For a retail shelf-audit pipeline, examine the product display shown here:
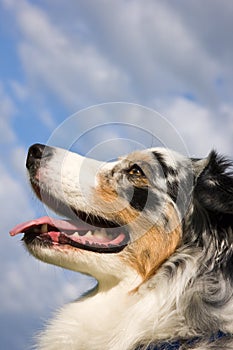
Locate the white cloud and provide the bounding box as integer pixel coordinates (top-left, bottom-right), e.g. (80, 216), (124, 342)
(10, 80), (29, 101)
(2, 0), (233, 150)
(2, 0), (227, 109)
(29, 0), (226, 105)
(160, 97), (233, 157)
(10, 146), (28, 178)
(45, 102), (190, 162)
(0, 83), (17, 143)
(40, 109), (57, 130)
(0, 162), (34, 234)
(166, 0), (233, 72)
(4, 0), (130, 109)
(1, 254), (94, 314)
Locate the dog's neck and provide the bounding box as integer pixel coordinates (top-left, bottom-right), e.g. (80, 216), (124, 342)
(37, 265), (193, 350)
(37, 273), (142, 349)
(37, 249), (233, 350)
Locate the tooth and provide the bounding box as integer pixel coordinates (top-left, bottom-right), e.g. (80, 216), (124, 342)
(94, 228), (108, 238)
(41, 224), (48, 233)
(85, 230), (93, 237)
(72, 232), (80, 238)
(93, 230), (101, 238)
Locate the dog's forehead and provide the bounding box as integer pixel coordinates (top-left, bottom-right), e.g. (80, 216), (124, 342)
(121, 148), (187, 166)
(122, 149), (154, 163)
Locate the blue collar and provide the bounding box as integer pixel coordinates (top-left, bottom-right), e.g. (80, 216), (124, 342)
(136, 331), (227, 350)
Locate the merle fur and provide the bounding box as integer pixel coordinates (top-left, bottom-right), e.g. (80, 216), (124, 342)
(173, 151), (233, 347)
(142, 150), (233, 349)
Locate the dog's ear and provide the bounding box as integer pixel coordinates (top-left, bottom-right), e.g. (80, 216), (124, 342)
(193, 151), (233, 214)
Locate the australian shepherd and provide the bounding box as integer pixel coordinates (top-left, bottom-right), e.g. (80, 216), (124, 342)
(10, 143), (233, 349)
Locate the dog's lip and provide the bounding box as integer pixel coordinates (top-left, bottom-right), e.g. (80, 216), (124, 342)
(10, 216), (129, 253)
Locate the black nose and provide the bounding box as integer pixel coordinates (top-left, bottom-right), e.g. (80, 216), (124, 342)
(26, 143), (53, 169)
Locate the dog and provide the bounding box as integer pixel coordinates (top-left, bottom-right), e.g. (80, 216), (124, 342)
(10, 143), (233, 349)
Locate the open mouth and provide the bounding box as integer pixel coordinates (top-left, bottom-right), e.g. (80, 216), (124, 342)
(10, 214), (130, 254)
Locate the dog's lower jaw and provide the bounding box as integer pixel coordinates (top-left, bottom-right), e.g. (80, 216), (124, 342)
(25, 240), (138, 286)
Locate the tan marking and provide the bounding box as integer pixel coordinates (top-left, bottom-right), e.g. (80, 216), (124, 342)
(95, 165), (181, 289)
(120, 204), (181, 288)
(95, 173), (144, 223)
(96, 174), (118, 203)
(130, 176), (149, 187)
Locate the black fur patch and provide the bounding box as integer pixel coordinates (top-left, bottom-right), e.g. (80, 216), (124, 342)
(195, 151), (233, 214)
(184, 151), (233, 280)
(128, 187), (148, 211)
(153, 151), (178, 178)
(125, 186), (160, 212)
(167, 180), (179, 203)
(153, 151), (170, 178)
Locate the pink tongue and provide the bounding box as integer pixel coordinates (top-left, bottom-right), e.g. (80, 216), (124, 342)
(9, 216), (83, 236)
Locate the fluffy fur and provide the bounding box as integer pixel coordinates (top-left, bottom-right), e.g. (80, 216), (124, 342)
(13, 144), (233, 349)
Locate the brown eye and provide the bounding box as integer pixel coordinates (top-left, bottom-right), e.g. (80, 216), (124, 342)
(128, 164), (145, 177)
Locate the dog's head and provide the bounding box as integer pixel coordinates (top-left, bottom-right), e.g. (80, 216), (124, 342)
(10, 144), (233, 288)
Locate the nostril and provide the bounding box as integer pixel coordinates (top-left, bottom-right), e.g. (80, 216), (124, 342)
(29, 143), (46, 158)
(26, 143), (53, 169)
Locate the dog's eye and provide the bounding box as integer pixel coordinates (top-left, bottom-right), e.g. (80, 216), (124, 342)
(128, 164), (145, 178)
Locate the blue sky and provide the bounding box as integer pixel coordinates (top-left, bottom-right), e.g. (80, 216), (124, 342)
(1, 1), (233, 349)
